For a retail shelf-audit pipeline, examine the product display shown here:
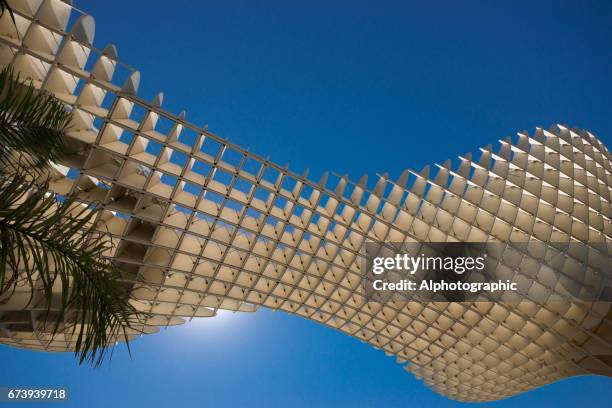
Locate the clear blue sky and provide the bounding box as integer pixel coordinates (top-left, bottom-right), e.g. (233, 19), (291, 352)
(2, 0), (612, 406)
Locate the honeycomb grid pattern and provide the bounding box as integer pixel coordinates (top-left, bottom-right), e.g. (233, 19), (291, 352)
(0, 0), (611, 402)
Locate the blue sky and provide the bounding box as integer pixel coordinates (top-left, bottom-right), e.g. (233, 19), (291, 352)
(2, 0), (612, 406)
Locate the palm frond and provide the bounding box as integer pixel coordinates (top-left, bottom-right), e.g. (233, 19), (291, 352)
(0, 66), (71, 169)
(0, 170), (138, 366)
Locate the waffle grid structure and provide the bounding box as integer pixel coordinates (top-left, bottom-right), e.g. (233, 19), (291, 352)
(1, 0), (611, 402)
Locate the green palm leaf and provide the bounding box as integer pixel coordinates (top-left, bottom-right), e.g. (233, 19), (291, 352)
(0, 22), (138, 364)
(0, 66), (71, 169)
(0, 171), (138, 366)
